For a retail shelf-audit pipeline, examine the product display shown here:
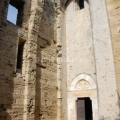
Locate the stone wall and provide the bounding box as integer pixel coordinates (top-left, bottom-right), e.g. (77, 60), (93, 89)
(0, 0), (58, 120)
(63, 1), (98, 120)
(0, 0), (120, 120)
(89, 0), (120, 118)
(106, 0), (120, 98)
(0, 0), (33, 119)
(35, 0), (58, 120)
(0, 0), (28, 119)
(61, 0), (120, 120)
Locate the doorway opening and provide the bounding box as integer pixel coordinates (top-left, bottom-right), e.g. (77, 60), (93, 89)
(76, 97), (93, 120)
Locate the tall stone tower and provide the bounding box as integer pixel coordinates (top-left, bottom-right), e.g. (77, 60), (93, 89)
(0, 0), (120, 120)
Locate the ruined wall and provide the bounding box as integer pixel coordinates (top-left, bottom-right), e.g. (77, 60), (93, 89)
(0, 0), (59, 119)
(0, 21), (20, 120)
(0, 0), (120, 120)
(36, 0), (57, 119)
(0, 0), (28, 120)
(106, 0), (120, 97)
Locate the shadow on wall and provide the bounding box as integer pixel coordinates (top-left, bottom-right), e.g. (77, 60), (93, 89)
(0, 0), (31, 119)
(35, 0), (57, 120)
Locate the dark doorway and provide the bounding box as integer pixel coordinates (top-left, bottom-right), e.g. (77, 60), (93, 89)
(76, 97), (93, 120)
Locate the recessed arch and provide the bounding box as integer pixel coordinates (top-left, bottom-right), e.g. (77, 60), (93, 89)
(70, 74), (96, 91)
(65, 0), (87, 9)
(65, 0), (72, 9)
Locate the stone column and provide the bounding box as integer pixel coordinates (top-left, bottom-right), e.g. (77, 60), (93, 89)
(23, 0), (43, 120)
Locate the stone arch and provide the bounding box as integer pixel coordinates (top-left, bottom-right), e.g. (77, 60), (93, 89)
(65, 0), (72, 8)
(70, 74), (96, 91)
(64, 0), (88, 9)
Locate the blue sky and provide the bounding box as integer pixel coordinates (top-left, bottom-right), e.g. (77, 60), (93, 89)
(7, 4), (18, 24)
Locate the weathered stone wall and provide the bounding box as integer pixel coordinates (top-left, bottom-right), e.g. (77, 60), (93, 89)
(61, 0), (120, 120)
(65, 0), (96, 91)
(0, 22), (20, 120)
(0, 0), (58, 119)
(0, 0), (28, 119)
(0, 0), (24, 120)
(63, 1), (98, 120)
(36, 0), (57, 119)
(88, 0), (120, 119)
(0, 0), (33, 119)
(106, 0), (120, 97)
(1, 0), (120, 120)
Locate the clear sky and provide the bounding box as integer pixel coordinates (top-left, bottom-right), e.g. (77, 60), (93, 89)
(7, 4), (18, 24)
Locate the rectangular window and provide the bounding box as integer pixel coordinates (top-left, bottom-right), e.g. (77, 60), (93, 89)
(7, 0), (24, 26)
(7, 4), (18, 24)
(79, 0), (84, 9)
(17, 39), (25, 71)
(0, 1), (2, 7)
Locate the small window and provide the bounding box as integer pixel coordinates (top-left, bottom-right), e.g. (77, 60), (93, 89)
(0, 1), (2, 7)
(7, 0), (24, 26)
(17, 39), (25, 70)
(79, 0), (84, 9)
(7, 4), (18, 24)
(75, 0), (84, 10)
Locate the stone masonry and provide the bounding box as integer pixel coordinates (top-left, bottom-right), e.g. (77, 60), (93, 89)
(0, 0), (120, 120)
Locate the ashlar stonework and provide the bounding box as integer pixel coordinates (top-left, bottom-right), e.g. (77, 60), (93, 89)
(0, 0), (120, 120)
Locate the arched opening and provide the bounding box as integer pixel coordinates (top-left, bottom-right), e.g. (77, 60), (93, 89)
(76, 97), (93, 120)
(65, 0), (84, 10)
(65, 0), (72, 9)
(76, 0), (84, 10)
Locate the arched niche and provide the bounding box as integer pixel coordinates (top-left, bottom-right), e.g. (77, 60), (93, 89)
(65, 0), (72, 8)
(70, 74), (96, 91)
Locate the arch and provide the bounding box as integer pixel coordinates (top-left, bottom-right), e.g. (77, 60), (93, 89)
(70, 74), (96, 91)
(65, 0), (72, 8)
(65, 0), (86, 9)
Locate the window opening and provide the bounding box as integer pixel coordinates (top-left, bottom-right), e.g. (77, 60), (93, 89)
(17, 39), (25, 70)
(7, 4), (18, 24)
(7, 0), (24, 26)
(79, 0), (84, 9)
(75, 0), (84, 10)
